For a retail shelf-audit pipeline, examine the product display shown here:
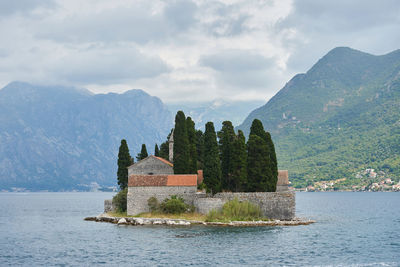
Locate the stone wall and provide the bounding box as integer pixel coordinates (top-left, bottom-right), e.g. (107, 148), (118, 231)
(127, 186), (197, 215)
(212, 191), (295, 220)
(194, 197), (224, 214)
(104, 199), (116, 213)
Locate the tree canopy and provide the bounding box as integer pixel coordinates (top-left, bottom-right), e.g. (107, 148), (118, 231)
(203, 122), (222, 193)
(117, 139), (133, 190)
(173, 111), (189, 174)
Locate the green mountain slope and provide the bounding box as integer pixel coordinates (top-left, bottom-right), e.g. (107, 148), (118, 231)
(238, 47), (400, 188)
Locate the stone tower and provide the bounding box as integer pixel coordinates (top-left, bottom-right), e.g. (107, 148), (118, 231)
(168, 129), (174, 162)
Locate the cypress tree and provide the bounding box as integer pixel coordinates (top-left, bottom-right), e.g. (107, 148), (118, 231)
(203, 122), (222, 194)
(154, 144), (160, 157)
(218, 121), (236, 191)
(196, 129), (204, 169)
(173, 111), (189, 174)
(159, 142), (169, 160)
(159, 129), (173, 161)
(250, 119), (268, 141)
(231, 130), (247, 192)
(117, 139), (133, 190)
(247, 134), (272, 192)
(265, 132), (278, 191)
(136, 144), (148, 161)
(186, 117), (198, 174)
(248, 119), (278, 191)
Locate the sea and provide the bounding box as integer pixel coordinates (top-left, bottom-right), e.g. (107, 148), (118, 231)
(0, 192), (399, 266)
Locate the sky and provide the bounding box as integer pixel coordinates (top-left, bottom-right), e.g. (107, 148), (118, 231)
(0, 0), (399, 103)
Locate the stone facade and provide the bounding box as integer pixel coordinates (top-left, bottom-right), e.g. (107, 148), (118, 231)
(104, 199), (116, 213)
(127, 186), (197, 215)
(277, 170), (289, 192)
(128, 156), (173, 176)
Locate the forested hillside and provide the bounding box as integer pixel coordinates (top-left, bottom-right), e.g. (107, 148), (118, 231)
(239, 47), (400, 188)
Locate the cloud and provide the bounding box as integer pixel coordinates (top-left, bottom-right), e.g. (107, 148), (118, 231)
(0, 0), (399, 104)
(51, 45), (170, 84)
(277, 0), (400, 72)
(201, 50), (274, 72)
(36, 0), (198, 45)
(0, 0), (56, 17)
(200, 49), (277, 88)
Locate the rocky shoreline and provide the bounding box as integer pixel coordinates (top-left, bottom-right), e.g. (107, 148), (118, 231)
(84, 213), (315, 227)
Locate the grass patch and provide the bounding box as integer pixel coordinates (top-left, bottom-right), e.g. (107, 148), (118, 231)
(206, 198), (269, 222)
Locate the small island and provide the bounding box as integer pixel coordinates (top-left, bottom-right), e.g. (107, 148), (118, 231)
(87, 112), (314, 226)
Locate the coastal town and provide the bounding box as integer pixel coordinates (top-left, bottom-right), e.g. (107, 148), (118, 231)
(296, 169), (400, 192)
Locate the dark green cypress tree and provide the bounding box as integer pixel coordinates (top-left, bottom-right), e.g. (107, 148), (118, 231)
(265, 132), (278, 191)
(218, 121), (236, 191)
(154, 144), (160, 157)
(159, 129), (173, 161)
(136, 144), (148, 161)
(247, 134), (271, 192)
(173, 111), (189, 174)
(250, 119), (268, 141)
(117, 139), (133, 190)
(203, 122), (222, 194)
(231, 130), (247, 192)
(159, 141), (169, 160)
(248, 119), (277, 191)
(196, 129), (204, 169)
(186, 117), (198, 174)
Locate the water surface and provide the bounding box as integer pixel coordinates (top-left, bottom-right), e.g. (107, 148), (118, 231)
(0, 192), (399, 266)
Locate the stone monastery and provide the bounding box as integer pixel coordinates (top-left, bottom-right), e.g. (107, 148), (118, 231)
(107, 133), (296, 220)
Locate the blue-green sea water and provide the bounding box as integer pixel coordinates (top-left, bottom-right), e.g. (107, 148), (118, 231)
(0, 192), (399, 266)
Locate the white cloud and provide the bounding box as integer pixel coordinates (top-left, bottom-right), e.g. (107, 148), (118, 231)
(0, 0), (399, 103)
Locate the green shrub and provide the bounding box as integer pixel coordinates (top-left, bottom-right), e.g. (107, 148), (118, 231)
(160, 195), (188, 214)
(112, 188), (128, 212)
(206, 198), (262, 222)
(147, 197), (160, 212)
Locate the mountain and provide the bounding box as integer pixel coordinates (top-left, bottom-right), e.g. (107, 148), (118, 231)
(238, 47), (400, 188)
(167, 99), (264, 130)
(0, 82), (173, 191)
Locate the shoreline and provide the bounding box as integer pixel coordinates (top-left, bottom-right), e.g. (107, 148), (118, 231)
(84, 213), (315, 227)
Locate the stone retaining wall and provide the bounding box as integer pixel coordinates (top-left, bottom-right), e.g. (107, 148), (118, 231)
(194, 198), (224, 214)
(104, 199), (116, 213)
(213, 191), (295, 220)
(127, 186), (197, 215)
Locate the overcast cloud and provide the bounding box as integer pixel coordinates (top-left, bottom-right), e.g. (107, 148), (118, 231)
(0, 0), (399, 103)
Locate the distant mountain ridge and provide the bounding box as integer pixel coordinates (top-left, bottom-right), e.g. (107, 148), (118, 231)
(0, 82), (173, 191)
(238, 47), (400, 187)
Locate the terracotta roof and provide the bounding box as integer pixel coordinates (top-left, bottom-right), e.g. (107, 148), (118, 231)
(128, 175), (168, 187)
(128, 174), (197, 187)
(167, 175), (198, 186)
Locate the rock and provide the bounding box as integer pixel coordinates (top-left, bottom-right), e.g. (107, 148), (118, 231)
(153, 220), (164, 225)
(117, 218), (127, 225)
(178, 220), (190, 225)
(135, 218), (144, 225)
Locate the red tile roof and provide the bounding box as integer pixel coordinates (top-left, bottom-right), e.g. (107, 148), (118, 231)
(167, 175), (198, 186)
(128, 175), (168, 187)
(128, 174), (198, 187)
